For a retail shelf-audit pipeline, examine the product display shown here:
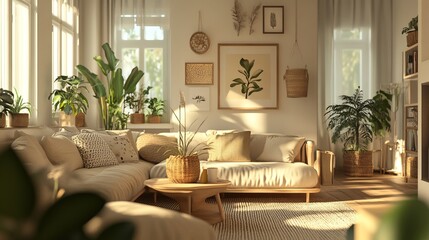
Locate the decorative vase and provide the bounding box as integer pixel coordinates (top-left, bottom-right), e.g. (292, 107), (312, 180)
(130, 113), (145, 124)
(10, 113), (29, 128)
(0, 113), (5, 128)
(166, 155), (200, 183)
(75, 112), (86, 127)
(343, 150), (373, 177)
(148, 115), (161, 123)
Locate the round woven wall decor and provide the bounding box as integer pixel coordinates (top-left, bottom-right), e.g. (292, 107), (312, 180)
(190, 31), (210, 54)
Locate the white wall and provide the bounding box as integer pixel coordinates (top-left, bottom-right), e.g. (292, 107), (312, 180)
(169, 0), (318, 140)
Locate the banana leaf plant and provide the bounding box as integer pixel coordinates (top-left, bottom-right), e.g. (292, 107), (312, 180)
(325, 87), (392, 151)
(76, 43), (144, 130)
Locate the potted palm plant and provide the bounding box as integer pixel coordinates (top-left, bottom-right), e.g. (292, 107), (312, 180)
(124, 86), (152, 124)
(76, 42), (144, 130)
(325, 87), (391, 176)
(48, 75), (89, 127)
(10, 89), (32, 128)
(0, 88), (13, 128)
(166, 92), (205, 183)
(146, 97), (165, 123)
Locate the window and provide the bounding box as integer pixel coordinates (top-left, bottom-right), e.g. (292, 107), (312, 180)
(0, 0), (35, 115)
(333, 28), (371, 103)
(115, 1), (169, 115)
(52, 0), (79, 80)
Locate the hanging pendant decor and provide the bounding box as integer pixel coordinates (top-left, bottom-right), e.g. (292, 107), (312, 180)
(284, 0), (309, 98)
(190, 11), (210, 54)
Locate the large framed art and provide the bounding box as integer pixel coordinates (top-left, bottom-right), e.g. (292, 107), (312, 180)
(217, 43), (279, 109)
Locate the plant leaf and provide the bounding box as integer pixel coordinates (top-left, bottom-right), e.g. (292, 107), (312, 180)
(123, 67), (144, 95)
(0, 148), (36, 220)
(101, 43), (119, 71)
(76, 65), (106, 98)
(93, 56), (111, 76)
(34, 192), (106, 240)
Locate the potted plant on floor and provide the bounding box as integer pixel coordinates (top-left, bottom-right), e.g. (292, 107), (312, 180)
(325, 87), (392, 176)
(402, 16), (418, 47)
(10, 89), (32, 128)
(0, 88), (14, 128)
(48, 75), (89, 127)
(166, 92), (205, 183)
(124, 86), (152, 124)
(76, 43), (144, 130)
(146, 97), (165, 123)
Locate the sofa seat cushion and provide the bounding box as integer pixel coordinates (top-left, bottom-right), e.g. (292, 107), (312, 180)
(61, 161), (154, 201)
(86, 201), (216, 240)
(151, 161), (318, 188)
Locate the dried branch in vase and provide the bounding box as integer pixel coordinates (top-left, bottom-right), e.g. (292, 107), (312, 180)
(231, 0), (245, 36)
(248, 4), (261, 35)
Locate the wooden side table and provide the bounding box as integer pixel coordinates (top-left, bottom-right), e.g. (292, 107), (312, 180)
(144, 178), (231, 224)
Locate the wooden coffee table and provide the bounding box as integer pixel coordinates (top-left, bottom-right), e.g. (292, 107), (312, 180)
(144, 178), (231, 224)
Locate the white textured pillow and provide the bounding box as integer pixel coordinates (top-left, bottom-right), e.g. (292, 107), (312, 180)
(11, 135), (53, 172)
(98, 134), (139, 163)
(256, 136), (305, 162)
(72, 133), (118, 168)
(41, 135), (83, 171)
(207, 131), (251, 162)
(52, 127), (80, 139)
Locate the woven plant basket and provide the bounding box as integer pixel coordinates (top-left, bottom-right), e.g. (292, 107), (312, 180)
(343, 150), (373, 177)
(148, 115), (161, 123)
(75, 112), (85, 127)
(406, 31), (418, 47)
(166, 155), (200, 183)
(0, 113), (5, 128)
(130, 113), (145, 124)
(10, 113), (29, 128)
(284, 68), (309, 98)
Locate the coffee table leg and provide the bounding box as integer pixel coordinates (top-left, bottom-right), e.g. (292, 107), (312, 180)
(215, 193), (225, 221)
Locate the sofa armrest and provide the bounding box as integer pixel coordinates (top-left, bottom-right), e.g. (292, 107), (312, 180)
(300, 140), (315, 166)
(314, 150), (335, 185)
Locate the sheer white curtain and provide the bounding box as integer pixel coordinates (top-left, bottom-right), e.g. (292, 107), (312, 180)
(318, 0), (393, 168)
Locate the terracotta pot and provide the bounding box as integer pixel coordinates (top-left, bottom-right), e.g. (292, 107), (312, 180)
(130, 113), (145, 124)
(343, 150), (373, 177)
(166, 155), (200, 183)
(0, 113), (5, 128)
(147, 115), (161, 123)
(10, 113), (29, 128)
(75, 112), (86, 127)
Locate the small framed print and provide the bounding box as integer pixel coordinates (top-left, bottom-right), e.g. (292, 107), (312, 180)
(185, 62), (214, 85)
(263, 6), (284, 34)
(188, 87), (210, 111)
(406, 106), (417, 119)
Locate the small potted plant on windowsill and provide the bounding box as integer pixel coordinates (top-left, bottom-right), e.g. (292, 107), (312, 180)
(10, 89), (32, 128)
(325, 87), (392, 177)
(402, 16), (418, 47)
(0, 88), (14, 128)
(146, 97), (165, 123)
(48, 75), (89, 127)
(125, 86), (152, 124)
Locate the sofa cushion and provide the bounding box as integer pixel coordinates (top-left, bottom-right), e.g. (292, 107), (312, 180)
(11, 135), (53, 173)
(136, 134), (179, 163)
(98, 134), (139, 163)
(207, 131), (251, 162)
(81, 129), (139, 153)
(255, 136), (305, 162)
(72, 133), (118, 168)
(41, 135), (83, 171)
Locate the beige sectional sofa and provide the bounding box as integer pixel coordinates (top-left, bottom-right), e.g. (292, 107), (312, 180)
(149, 131), (321, 202)
(0, 127), (216, 240)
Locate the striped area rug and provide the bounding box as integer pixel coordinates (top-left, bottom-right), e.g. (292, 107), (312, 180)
(138, 196), (356, 240)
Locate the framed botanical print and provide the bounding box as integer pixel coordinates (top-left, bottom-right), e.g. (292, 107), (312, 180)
(263, 6), (284, 34)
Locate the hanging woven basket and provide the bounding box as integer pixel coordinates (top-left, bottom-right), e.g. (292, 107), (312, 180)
(284, 67), (309, 98)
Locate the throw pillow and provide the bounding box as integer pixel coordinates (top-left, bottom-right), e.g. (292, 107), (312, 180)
(207, 131), (251, 162)
(72, 133), (118, 168)
(81, 129), (139, 153)
(52, 127), (80, 139)
(41, 135), (83, 171)
(136, 134), (179, 163)
(11, 135), (53, 173)
(98, 134), (139, 163)
(256, 136), (305, 162)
